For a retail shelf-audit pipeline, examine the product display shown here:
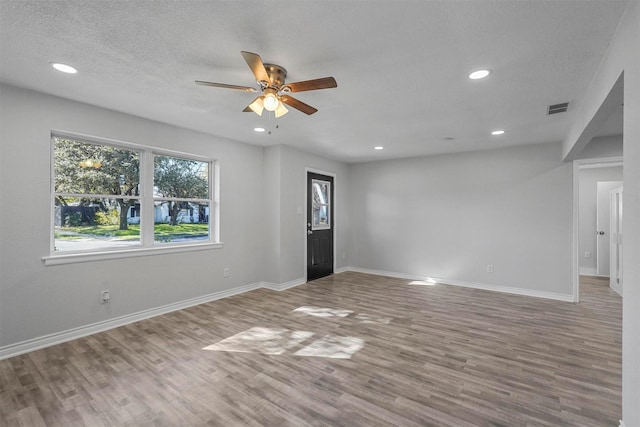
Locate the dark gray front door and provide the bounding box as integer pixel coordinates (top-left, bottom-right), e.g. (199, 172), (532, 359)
(307, 172), (334, 281)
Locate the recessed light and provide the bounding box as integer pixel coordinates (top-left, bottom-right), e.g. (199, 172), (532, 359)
(491, 130), (505, 135)
(253, 127), (266, 132)
(469, 69), (490, 80)
(51, 62), (77, 74)
(374, 146), (384, 150)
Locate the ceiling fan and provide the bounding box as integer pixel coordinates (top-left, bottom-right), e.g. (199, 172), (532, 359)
(196, 51), (337, 118)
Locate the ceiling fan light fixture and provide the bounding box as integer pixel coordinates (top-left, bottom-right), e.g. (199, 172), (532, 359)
(263, 89), (279, 111)
(248, 96), (265, 116)
(275, 102), (289, 118)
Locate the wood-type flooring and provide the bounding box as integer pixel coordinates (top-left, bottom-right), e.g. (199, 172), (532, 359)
(0, 273), (622, 426)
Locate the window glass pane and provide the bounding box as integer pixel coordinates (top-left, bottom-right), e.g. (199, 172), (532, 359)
(154, 155), (209, 199)
(54, 197), (140, 251)
(154, 202), (210, 243)
(54, 137), (140, 196)
(312, 180), (330, 229)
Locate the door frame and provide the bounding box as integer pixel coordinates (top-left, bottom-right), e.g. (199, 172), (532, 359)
(609, 185), (623, 296)
(596, 181), (623, 276)
(572, 156), (623, 302)
(304, 167), (337, 281)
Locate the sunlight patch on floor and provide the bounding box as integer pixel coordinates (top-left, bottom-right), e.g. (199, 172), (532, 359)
(354, 313), (392, 324)
(408, 278), (438, 286)
(292, 306), (392, 325)
(202, 327), (313, 355)
(203, 327), (365, 359)
(292, 306), (353, 318)
(294, 335), (364, 359)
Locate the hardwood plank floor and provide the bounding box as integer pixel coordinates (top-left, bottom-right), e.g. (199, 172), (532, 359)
(0, 272), (621, 426)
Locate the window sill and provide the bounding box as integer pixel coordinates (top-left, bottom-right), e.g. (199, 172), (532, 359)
(42, 242), (224, 266)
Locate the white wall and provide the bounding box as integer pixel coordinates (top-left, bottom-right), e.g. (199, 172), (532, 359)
(262, 145), (282, 284)
(348, 142), (573, 298)
(263, 144), (350, 285)
(580, 135), (623, 159)
(0, 84), (264, 348)
(578, 166), (623, 275)
(563, 2), (640, 424)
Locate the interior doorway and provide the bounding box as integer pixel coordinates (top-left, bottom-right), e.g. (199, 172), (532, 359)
(573, 158), (623, 302)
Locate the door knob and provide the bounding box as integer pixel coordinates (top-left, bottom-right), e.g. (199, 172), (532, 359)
(598, 231), (605, 235)
(307, 230), (313, 235)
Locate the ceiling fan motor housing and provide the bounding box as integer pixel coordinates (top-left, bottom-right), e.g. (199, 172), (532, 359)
(263, 64), (287, 88)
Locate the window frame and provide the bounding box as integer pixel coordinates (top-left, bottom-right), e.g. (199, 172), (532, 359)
(44, 131), (221, 266)
(311, 179), (331, 231)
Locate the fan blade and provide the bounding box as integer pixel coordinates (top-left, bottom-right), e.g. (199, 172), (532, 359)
(241, 51), (270, 83)
(280, 95), (318, 115)
(195, 81), (257, 92)
(284, 77), (337, 93)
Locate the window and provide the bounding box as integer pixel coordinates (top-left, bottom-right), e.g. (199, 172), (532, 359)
(53, 137), (141, 252)
(51, 135), (217, 257)
(153, 155), (210, 244)
(311, 179), (331, 230)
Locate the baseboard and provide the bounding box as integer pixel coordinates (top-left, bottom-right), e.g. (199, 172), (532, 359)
(580, 273), (609, 278)
(619, 420), (626, 427)
(344, 266), (426, 281)
(343, 266), (574, 302)
(335, 266), (351, 274)
(610, 281), (623, 297)
(261, 277), (306, 291)
(0, 282), (263, 361)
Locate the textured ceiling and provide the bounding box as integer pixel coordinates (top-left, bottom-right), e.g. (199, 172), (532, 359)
(0, 0), (628, 163)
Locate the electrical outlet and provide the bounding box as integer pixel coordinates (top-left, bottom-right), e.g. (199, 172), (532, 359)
(585, 251), (592, 258)
(223, 267), (230, 278)
(486, 264), (494, 273)
(100, 290), (110, 303)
